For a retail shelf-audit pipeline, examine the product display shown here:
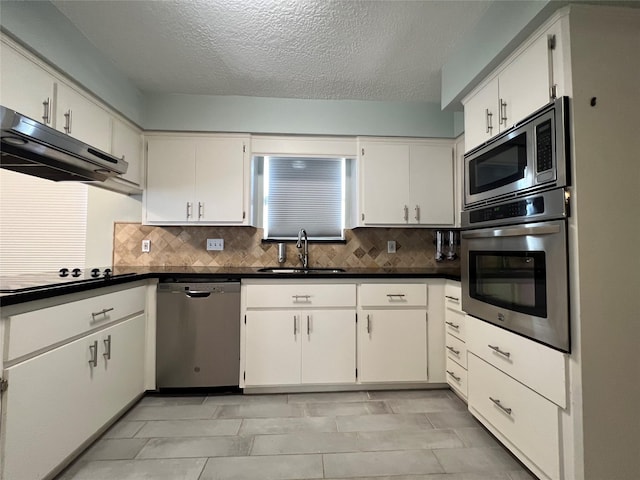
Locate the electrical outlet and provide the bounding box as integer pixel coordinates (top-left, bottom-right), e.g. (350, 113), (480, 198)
(207, 238), (224, 251)
(387, 240), (396, 253)
(141, 239), (151, 253)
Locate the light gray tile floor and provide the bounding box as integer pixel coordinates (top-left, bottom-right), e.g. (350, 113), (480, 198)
(56, 389), (537, 480)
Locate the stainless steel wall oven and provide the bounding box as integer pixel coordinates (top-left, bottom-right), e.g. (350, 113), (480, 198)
(461, 186), (571, 352)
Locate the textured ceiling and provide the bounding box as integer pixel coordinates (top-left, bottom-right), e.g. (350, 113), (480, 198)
(51, 0), (493, 103)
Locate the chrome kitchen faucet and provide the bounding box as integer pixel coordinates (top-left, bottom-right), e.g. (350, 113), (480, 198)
(296, 228), (309, 269)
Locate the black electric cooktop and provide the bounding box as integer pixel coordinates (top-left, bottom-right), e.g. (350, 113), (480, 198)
(0, 267), (137, 293)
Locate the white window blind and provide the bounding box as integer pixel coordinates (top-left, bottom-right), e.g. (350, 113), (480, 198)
(0, 170), (88, 275)
(264, 157), (345, 240)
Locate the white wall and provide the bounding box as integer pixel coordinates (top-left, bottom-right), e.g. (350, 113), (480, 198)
(85, 187), (142, 267)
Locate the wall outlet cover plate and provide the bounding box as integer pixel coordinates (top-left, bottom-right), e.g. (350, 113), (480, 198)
(207, 238), (224, 251)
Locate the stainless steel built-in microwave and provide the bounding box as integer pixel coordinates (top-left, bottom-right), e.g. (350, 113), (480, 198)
(464, 97), (569, 208)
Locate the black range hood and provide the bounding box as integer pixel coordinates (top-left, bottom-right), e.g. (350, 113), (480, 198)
(0, 105), (128, 182)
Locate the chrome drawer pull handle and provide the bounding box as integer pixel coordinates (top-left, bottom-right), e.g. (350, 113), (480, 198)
(292, 295), (311, 302)
(446, 345), (460, 356)
(445, 295), (460, 301)
(91, 307), (114, 321)
(488, 344), (511, 358)
(366, 314), (371, 334)
(490, 396), (512, 415)
(386, 294), (406, 299)
(307, 315), (311, 335)
(446, 370), (461, 382)
(88, 340), (98, 367)
(445, 321), (459, 329)
(293, 315), (297, 335)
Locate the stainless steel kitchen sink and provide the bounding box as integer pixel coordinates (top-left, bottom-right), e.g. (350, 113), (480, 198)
(257, 267), (346, 274)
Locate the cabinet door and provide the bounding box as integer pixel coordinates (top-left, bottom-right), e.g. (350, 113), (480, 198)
(360, 143), (410, 224)
(463, 78), (499, 152)
(1, 333), (103, 480)
(195, 137), (246, 223)
(498, 32), (552, 131)
(409, 144), (454, 225)
(244, 311), (301, 386)
(358, 309), (427, 383)
(98, 315), (146, 421)
(56, 82), (112, 152)
(145, 137), (196, 223)
(112, 118), (143, 186)
(0, 42), (55, 125)
(301, 310), (356, 384)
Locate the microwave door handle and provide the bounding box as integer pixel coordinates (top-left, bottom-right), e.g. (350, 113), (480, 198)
(461, 224), (561, 239)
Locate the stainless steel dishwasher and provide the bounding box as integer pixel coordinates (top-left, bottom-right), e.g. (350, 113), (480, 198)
(156, 279), (240, 389)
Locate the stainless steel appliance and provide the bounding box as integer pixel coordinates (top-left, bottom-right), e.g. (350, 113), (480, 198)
(0, 105), (128, 182)
(461, 188), (570, 352)
(156, 280), (241, 389)
(464, 97), (569, 209)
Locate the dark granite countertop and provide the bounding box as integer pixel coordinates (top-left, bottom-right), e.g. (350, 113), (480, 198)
(0, 266), (461, 307)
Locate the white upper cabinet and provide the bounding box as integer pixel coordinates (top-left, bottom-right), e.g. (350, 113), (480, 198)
(0, 40), (56, 125)
(359, 138), (454, 226)
(145, 134), (249, 225)
(463, 19), (564, 152)
(56, 82), (112, 153)
(112, 118), (143, 187)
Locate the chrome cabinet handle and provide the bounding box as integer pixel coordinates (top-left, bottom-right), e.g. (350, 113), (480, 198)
(186, 202), (192, 219)
(403, 205), (409, 222)
(42, 97), (51, 124)
(414, 205), (420, 222)
(488, 344), (511, 358)
(293, 315), (297, 335)
(462, 224), (561, 239)
(88, 340), (98, 367)
(445, 295), (459, 302)
(198, 201), (204, 219)
(386, 294), (406, 299)
(103, 335), (112, 360)
(499, 99), (507, 126)
(292, 295), (311, 302)
(91, 307), (114, 321)
(366, 314), (371, 334)
(485, 108), (493, 134)
(307, 315), (311, 335)
(446, 370), (461, 382)
(64, 109), (72, 133)
(446, 345), (461, 356)
(490, 396), (512, 415)
(445, 321), (460, 330)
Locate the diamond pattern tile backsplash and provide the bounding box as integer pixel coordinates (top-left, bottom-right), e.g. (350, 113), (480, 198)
(113, 223), (460, 269)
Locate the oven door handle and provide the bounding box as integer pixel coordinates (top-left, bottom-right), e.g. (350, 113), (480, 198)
(461, 224), (561, 239)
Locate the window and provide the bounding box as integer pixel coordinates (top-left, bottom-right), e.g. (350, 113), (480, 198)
(263, 156), (346, 240)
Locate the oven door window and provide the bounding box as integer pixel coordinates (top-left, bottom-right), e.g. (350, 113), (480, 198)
(469, 250), (547, 317)
(469, 132), (527, 195)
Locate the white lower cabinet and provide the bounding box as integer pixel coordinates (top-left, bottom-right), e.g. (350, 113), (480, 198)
(1, 314), (145, 480)
(444, 281), (467, 399)
(358, 283), (428, 383)
(358, 309), (427, 383)
(468, 353), (560, 480)
(242, 282), (357, 387)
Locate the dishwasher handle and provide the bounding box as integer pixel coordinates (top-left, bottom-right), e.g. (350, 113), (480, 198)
(185, 291), (212, 298)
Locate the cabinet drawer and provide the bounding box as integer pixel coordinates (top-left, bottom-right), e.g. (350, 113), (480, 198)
(7, 286), (146, 362)
(359, 283), (427, 307)
(445, 333), (467, 368)
(445, 356), (467, 399)
(444, 282), (462, 312)
(468, 354), (560, 480)
(245, 284), (356, 308)
(444, 310), (466, 340)
(466, 315), (566, 408)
